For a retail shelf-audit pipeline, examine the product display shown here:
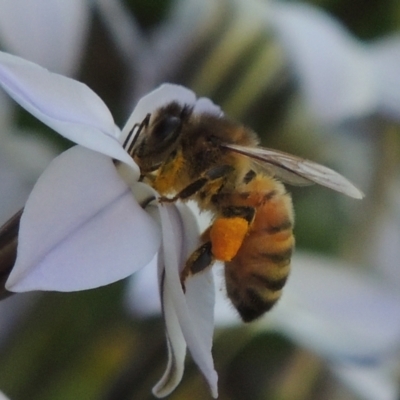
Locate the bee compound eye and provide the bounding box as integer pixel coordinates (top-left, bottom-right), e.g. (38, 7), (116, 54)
(152, 116), (181, 141)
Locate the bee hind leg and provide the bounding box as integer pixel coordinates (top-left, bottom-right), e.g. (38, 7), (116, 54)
(208, 205), (255, 262)
(180, 241), (215, 289)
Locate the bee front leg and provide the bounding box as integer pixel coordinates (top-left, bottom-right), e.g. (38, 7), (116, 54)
(159, 165), (234, 203)
(159, 177), (209, 203)
(180, 241), (214, 289)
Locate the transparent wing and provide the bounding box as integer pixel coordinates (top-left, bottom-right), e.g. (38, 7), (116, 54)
(222, 143), (364, 199)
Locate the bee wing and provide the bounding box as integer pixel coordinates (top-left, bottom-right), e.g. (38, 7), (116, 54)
(222, 143), (364, 199)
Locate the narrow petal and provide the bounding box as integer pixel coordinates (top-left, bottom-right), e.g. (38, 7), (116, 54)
(153, 250), (187, 398)
(6, 146), (160, 292)
(0, 0), (90, 75)
(155, 252), (216, 398)
(0, 51), (136, 168)
(157, 204), (218, 398)
(177, 203), (216, 376)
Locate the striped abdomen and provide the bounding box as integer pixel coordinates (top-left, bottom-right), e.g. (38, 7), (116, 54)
(224, 176), (294, 322)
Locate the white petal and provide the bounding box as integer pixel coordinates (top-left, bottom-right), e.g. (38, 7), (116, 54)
(0, 51), (136, 168)
(125, 200), (218, 396)
(153, 248), (187, 398)
(184, 271), (215, 354)
(156, 203), (218, 398)
(269, 2), (376, 123)
(155, 260), (216, 398)
(177, 203), (216, 371)
(0, 0), (90, 75)
(193, 97), (223, 116)
(6, 146), (160, 292)
(121, 83), (197, 141)
(267, 252), (400, 360)
(126, 203), (217, 320)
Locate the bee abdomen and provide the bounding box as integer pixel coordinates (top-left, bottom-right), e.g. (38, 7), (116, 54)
(256, 247), (293, 266)
(225, 190), (294, 322)
(251, 272), (288, 291)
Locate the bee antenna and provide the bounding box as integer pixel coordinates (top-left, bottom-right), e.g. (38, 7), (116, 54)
(123, 113), (151, 156)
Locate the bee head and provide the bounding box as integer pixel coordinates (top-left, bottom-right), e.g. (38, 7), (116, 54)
(127, 102), (193, 173)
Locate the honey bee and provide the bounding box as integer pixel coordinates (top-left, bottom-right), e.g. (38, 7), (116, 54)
(125, 101), (363, 322)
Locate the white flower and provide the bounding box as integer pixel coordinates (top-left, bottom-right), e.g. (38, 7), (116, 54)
(0, 0), (90, 76)
(0, 0), (92, 223)
(139, 0), (400, 125)
(267, 1), (400, 124)
(130, 250), (400, 400)
(0, 51), (218, 397)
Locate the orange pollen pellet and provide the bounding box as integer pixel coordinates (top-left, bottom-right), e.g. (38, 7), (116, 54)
(209, 217), (249, 261)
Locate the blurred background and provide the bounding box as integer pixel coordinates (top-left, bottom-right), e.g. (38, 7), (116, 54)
(0, 0), (400, 399)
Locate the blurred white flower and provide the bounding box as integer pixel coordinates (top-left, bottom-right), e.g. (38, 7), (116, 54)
(130, 250), (400, 400)
(265, 1), (400, 125)
(97, 1), (400, 398)
(0, 52), (219, 398)
(0, 0), (90, 76)
(137, 0), (400, 125)
(0, 0), (93, 223)
(0, 1), (94, 356)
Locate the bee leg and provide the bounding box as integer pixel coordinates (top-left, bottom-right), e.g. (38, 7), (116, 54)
(160, 177), (209, 203)
(180, 241), (214, 289)
(159, 165), (234, 203)
(209, 206), (256, 262)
